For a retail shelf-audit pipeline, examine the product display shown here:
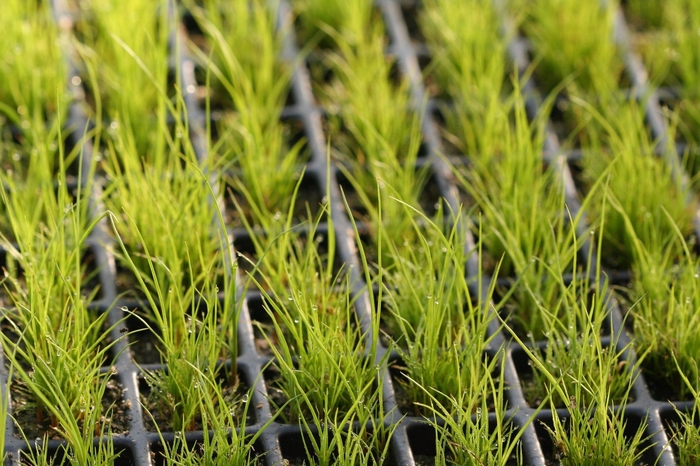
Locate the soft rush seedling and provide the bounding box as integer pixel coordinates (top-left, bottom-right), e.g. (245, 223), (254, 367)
(188, 0), (306, 226)
(579, 97), (694, 269)
(76, 0), (172, 155)
(381, 201), (501, 413)
(516, 0), (622, 95)
(420, 0), (511, 158)
(0, 0), (68, 137)
(0, 128), (124, 461)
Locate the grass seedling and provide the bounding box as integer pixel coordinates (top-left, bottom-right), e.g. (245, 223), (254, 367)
(381, 201), (502, 413)
(420, 0), (511, 157)
(579, 97), (694, 269)
(300, 0), (425, 228)
(520, 265), (636, 408)
(291, 0), (375, 49)
(255, 213), (381, 423)
(666, 354), (700, 464)
(157, 364), (273, 465)
(187, 0), (306, 226)
(0, 127), (125, 457)
(75, 0), (172, 156)
(414, 358), (525, 465)
(621, 203), (700, 400)
(515, 0), (622, 95)
(0, 0), (68, 138)
(109, 163), (239, 431)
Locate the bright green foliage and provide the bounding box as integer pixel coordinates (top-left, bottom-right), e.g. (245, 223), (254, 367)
(159, 368), (263, 465)
(421, 0), (510, 158)
(189, 0), (304, 225)
(523, 274), (634, 408)
(0, 137), (121, 461)
(580, 99), (694, 269)
(382, 206), (499, 412)
(517, 0), (622, 95)
(257, 218), (378, 422)
(76, 0), (172, 156)
(0, 0), (68, 137)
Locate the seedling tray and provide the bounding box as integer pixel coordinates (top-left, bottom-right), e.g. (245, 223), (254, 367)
(1, 0), (697, 464)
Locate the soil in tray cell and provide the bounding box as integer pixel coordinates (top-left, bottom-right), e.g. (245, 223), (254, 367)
(641, 361), (697, 404)
(247, 294), (277, 358)
(10, 376), (129, 441)
(124, 311), (165, 365)
(400, 0), (426, 46)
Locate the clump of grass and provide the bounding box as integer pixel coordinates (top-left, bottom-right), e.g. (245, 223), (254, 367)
(420, 0), (511, 158)
(451, 85), (581, 339)
(109, 164), (239, 432)
(521, 270), (634, 408)
(291, 0), (375, 48)
(104, 151), (224, 301)
(75, 0), (172, 156)
(541, 394), (649, 465)
(300, 0), (427, 253)
(188, 0), (306, 226)
(507, 306), (648, 464)
(515, 0), (622, 95)
(157, 365), (267, 465)
(579, 98), (694, 269)
(381, 203), (500, 413)
(667, 356), (700, 463)
(0, 0), (68, 137)
(621, 203), (700, 400)
(255, 212), (379, 423)
(0, 135), (124, 459)
(416, 360), (525, 465)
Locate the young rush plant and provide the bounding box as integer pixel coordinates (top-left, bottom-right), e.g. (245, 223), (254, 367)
(0, 138), (124, 459)
(380, 199), (503, 415)
(251, 200), (398, 462)
(420, 0), (511, 158)
(520, 267), (635, 408)
(297, 0), (430, 269)
(292, 0), (375, 48)
(654, 0), (700, 148)
(188, 0), (306, 226)
(516, 0), (622, 95)
(452, 86), (581, 339)
(579, 98), (694, 269)
(507, 300), (648, 465)
(255, 214), (382, 424)
(76, 0), (172, 157)
(0, 0), (68, 139)
(667, 355), (700, 464)
(622, 205), (700, 400)
(158, 365), (269, 465)
(109, 162), (238, 432)
(416, 359), (525, 466)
